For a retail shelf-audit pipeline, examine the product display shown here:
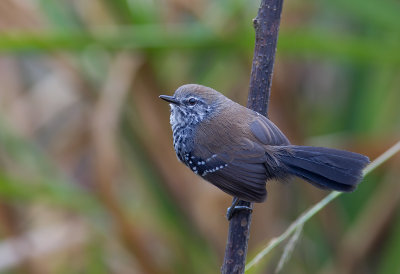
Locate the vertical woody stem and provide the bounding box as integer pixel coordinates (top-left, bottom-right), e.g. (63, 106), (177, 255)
(221, 0), (284, 273)
(247, 0), (284, 115)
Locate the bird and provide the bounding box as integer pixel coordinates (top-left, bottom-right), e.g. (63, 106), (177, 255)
(159, 84), (370, 218)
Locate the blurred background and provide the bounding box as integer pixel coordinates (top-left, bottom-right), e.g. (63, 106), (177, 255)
(0, 0), (399, 273)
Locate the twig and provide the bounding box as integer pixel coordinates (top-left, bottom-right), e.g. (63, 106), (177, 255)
(245, 140), (400, 271)
(275, 223), (303, 273)
(247, 0), (284, 116)
(221, 0), (284, 273)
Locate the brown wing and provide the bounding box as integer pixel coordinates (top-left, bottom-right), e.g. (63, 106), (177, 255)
(194, 138), (269, 202)
(249, 114), (290, 146)
(191, 106), (290, 202)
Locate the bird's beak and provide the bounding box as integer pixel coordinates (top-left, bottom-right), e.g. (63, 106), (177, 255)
(159, 95), (180, 105)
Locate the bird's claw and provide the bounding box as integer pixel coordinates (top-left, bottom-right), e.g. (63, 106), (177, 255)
(226, 205), (253, 220)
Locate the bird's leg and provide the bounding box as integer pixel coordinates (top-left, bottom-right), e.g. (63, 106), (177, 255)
(226, 197), (253, 220)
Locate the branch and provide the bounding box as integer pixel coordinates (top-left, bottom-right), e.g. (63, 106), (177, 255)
(247, 0), (283, 116)
(245, 140), (400, 271)
(221, 0), (284, 273)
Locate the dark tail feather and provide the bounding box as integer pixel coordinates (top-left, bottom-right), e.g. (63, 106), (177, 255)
(277, 145), (370, 192)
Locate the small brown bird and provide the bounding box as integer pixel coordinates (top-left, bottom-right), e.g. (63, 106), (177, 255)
(160, 84), (369, 217)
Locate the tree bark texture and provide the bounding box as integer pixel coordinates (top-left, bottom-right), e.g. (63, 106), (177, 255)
(221, 0), (284, 273)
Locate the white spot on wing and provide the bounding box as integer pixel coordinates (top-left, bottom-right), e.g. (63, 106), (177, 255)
(201, 163), (228, 176)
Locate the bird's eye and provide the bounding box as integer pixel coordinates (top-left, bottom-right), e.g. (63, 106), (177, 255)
(188, 98), (197, 106)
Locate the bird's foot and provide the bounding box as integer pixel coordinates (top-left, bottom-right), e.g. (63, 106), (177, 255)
(226, 205), (253, 220)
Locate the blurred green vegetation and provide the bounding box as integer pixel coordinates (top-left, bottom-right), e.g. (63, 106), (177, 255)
(0, 0), (399, 273)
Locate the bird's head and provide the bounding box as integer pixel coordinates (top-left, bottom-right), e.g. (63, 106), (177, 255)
(159, 84), (226, 128)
